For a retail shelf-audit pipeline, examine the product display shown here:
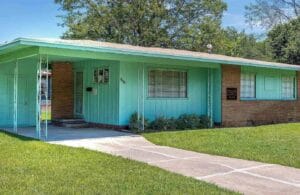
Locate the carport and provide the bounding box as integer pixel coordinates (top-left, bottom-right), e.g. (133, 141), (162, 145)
(0, 39), (107, 140)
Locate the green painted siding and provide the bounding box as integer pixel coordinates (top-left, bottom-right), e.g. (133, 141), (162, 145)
(212, 67), (222, 123)
(0, 58), (37, 127)
(73, 59), (120, 125)
(241, 67), (296, 100)
(119, 61), (222, 125)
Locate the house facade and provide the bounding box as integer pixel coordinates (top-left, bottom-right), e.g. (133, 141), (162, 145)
(0, 38), (300, 132)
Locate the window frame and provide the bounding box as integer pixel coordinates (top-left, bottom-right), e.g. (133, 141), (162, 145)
(147, 68), (188, 99)
(93, 67), (110, 84)
(240, 72), (256, 99)
(281, 75), (296, 100)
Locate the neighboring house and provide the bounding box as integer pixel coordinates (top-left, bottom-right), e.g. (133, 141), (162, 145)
(0, 38), (300, 131)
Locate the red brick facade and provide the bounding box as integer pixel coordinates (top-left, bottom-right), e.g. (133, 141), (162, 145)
(51, 62), (74, 119)
(222, 65), (300, 127)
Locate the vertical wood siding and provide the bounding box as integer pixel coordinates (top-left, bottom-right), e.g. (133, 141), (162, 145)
(73, 59), (120, 125)
(0, 58), (37, 127)
(119, 61), (222, 125)
(242, 67), (296, 100)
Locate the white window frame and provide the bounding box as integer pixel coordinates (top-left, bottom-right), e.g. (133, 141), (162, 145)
(148, 69), (187, 98)
(281, 76), (295, 99)
(240, 72), (256, 99)
(93, 67), (109, 84)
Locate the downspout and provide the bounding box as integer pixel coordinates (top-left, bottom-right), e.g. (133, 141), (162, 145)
(142, 64), (145, 131)
(13, 59), (18, 133)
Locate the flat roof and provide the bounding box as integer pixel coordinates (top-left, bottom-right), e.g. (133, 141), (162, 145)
(1, 37), (300, 71)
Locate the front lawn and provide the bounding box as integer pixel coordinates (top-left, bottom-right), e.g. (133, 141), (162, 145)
(0, 131), (235, 194)
(143, 123), (300, 168)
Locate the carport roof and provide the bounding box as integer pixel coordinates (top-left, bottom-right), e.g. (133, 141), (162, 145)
(1, 37), (300, 71)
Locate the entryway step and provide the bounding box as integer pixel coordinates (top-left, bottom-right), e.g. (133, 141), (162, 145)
(52, 119), (90, 128)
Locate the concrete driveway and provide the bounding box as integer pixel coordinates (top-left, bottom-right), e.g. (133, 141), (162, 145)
(14, 127), (300, 194)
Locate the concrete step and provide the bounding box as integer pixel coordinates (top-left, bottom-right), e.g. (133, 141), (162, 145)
(53, 118), (85, 123)
(52, 118), (90, 128)
(61, 123), (90, 128)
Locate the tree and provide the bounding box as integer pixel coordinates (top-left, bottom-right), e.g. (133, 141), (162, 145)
(245, 0), (300, 29)
(55, 0), (227, 48)
(267, 17), (300, 64)
(213, 27), (272, 61)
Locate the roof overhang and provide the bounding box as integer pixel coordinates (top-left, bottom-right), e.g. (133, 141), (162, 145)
(1, 38), (300, 71)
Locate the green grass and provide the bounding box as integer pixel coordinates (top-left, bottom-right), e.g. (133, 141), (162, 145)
(0, 131), (236, 195)
(143, 123), (300, 168)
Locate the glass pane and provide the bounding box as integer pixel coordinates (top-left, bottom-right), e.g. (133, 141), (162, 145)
(241, 73), (255, 98)
(282, 76), (294, 99)
(148, 70), (187, 98)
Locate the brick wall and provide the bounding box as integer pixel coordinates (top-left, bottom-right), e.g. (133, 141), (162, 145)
(222, 65), (300, 127)
(51, 62), (74, 119)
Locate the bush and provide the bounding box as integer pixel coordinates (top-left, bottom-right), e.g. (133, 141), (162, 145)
(175, 114), (202, 130)
(199, 115), (212, 128)
(129, 112), (149, 132)
(150, 117), (177, 131)
(129, 112), (212, 132)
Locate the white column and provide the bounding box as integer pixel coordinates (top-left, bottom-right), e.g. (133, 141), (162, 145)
(45, 55), (49, 140)
(36, 57), (42, 139)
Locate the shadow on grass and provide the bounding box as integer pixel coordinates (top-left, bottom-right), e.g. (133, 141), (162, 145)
(0, 130), (38, 141)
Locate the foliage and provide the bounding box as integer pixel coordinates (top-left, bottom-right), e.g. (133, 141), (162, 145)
(129, 112), (149, 132)
(149, 116), (177, 131)
(0, 131), (235, 194)
(267, 17), (300, 64)
(175, 114), (203, 130)
(55, 0), (227, 49)
(143, 123), (300, 168)
(55, 0), (275, 62)
(216, 27), (272, 61)
(245, 0), (300, 29)
(130, 113), (211, 132)
(199, 115), (211, 128)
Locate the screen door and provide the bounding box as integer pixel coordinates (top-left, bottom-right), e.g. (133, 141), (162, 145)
(74, 72), (83, 118)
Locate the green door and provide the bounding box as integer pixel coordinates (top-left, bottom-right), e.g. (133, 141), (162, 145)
(74, 71), (84, 118)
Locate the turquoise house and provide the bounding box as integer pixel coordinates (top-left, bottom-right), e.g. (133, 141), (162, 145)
(1, 38), (300, 137)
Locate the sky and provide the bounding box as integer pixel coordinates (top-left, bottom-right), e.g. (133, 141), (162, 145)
(0, 0), (264, 43)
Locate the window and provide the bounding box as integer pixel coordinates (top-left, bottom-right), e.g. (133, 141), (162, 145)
(148, 69), (187, 98)
(240, 73), (256, 98)
(282, 76), (295, 99)
(93, 68), (109, 84)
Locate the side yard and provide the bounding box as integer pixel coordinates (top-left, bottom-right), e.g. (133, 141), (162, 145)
(0, 131), (235, 194)
(143, 123), (300, 168)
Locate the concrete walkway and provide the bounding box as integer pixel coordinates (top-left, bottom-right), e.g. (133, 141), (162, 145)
(13, 127), (300, 195)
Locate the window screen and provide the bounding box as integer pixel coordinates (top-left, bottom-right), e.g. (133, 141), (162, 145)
(148, 69), (187, 98)
(282, 76), (295, 99)
(240, 73), (256, 98)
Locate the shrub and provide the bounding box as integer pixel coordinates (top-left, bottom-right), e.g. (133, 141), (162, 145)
(150, 117), (177, 131)
(199, 115), (212, 129)
(129, 113), (212, 132)
(129, 112), (149, 132)
(175, 114), (202, 130)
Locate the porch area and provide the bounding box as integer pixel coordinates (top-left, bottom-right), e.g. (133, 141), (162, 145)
(2, 125), (130, 141)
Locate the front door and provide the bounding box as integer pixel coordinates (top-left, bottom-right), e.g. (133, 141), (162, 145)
(74, 71), (83, 118)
